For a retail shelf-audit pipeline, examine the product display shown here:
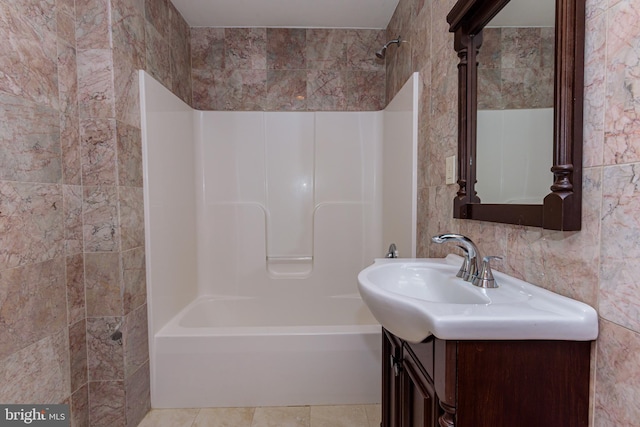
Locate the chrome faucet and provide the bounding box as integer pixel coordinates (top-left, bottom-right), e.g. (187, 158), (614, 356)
(431, 234), (481, 282)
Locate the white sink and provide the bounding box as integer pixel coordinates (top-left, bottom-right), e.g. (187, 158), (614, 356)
(357, 254), (598, 342)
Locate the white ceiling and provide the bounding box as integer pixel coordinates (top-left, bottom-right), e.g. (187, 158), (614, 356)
(171, 0), (400, 29)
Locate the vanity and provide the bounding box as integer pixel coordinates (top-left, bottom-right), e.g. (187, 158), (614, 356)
(358, 252), (597, 427)
(382, 330), (591, 427)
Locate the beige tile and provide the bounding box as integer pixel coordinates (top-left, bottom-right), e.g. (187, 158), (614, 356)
(137, 408), (199, 427)
(0, 182), (64, 271)
(364, 404), (381, 427)
(310, 405), (369, 427)
(116, 123), (143, 188)
(111, 0), (145, 69)
(604, 0), (640, 166)
(125, 362), (150, 427)
(226, 28), (267, 70)
(252, 406), (309, 427)
(145, 21), (171, 90)
(0, 94), (61, 183)
(123, 304), (149, 376)
(191, 27), (225, 70)
(306, 29), (347, 71)
(83, 185), (120, 252)
(118, 186), (145, 251)
(0, 258), (67, 359)
(346, 29), (386, 72)
(80, 118), (117, 186)
(594, 319), (640, 426)
(600, 164), (640, 330)
(122, 247), (147, 314)
(266, 70), (307, 111)
(86, 317), (124, 381)
(144, 0), (170, 39)
(0, 4), (58, 109)
(77, 49), (116, 119)
(0, 328), (71, 404)
(194, 407), (255, 427)
(583, 10), (606, 168)
(64, 243), (84, 322)
(84, 252), (122, 317)
(68, 319), (87, 393)
(71, 384), (89, 427)
(76, 0), (111, 50)
(307, 70), (347, 111)
(346, 70), (385, 111)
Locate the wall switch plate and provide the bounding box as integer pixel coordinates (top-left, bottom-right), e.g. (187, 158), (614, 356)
(446, 155), (456, 185)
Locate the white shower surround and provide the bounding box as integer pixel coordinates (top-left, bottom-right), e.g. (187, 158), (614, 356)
(140, 71), (419, 408)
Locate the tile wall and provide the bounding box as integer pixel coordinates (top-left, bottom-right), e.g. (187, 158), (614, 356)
(0, 0), (191, 425)
(191, 28), (387, 111)
(385, 0), (640, 425)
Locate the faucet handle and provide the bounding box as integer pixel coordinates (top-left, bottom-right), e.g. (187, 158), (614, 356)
(471, 256), (502, 288)
(385, 243), (398, 258)
(455, 245), (470, 280)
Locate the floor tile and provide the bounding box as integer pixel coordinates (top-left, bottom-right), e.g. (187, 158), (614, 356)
(194, 407), (255, 427)
(251, 406), (310, 427)
(310, 405), (369, 427)
(137, 404), (382, 427)
(137, 408), (200, 427)
(364, 404), (381, 427)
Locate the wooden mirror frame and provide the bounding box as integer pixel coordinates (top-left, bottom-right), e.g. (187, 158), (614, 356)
(447, 0), (585, 230)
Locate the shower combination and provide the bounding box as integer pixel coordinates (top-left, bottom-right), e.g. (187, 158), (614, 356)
(375, 36), (403, 59)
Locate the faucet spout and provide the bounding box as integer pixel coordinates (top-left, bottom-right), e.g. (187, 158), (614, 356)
(431, 234), (481, 281)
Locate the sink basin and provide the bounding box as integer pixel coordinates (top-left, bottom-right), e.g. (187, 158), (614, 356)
(357, 254), (598, 342)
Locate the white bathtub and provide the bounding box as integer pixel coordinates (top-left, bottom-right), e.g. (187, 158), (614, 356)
(151, 295), (382, 408)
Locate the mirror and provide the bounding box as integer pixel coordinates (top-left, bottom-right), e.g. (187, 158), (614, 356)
(446, 0), (585, 230)
(476, 0), (555, 204)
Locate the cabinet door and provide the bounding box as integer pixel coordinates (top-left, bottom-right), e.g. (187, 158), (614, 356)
(402, 353), (436, 427)
(382, 330), (403, 427)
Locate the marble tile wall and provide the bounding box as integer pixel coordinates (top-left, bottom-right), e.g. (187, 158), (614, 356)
(385, 0), (640, 424)
(477, 27), (554, 110)
(0, 0), (191, 425)
(191, 28), (387, 111)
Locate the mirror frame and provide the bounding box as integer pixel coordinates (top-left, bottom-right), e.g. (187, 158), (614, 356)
(447, 0), (585, 230)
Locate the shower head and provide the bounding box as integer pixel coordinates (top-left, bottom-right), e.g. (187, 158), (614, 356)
(375, 36), (403, 59)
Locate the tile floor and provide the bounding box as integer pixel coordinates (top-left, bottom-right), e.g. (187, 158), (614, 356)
(137, 404), (381, 427)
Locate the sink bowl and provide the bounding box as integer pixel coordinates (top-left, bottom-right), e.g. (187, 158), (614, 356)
(357, 255), (598, 342)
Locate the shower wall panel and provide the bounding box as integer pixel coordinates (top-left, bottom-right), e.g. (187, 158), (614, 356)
(264, 113), (315, 261)
(197, 111), (383, 297)
(141, 73), (198, 335)
(382, 73), (418, 258)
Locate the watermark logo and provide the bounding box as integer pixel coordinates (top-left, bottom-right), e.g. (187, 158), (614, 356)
(0, 405), (69, 426)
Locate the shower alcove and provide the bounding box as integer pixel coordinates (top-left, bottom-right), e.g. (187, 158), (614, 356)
(141, 71), (419, 408)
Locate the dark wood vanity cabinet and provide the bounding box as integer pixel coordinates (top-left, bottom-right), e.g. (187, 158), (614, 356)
(383, 329), (440, 427)
(381, 328), (592, 427)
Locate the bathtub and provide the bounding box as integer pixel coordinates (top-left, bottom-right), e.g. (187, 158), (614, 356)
(151, 295), (382, 408)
